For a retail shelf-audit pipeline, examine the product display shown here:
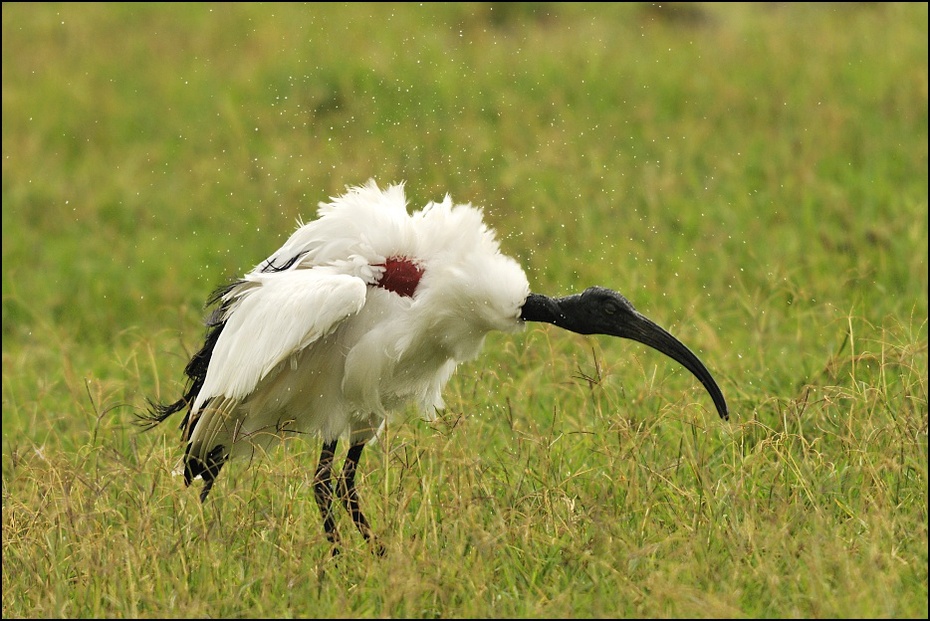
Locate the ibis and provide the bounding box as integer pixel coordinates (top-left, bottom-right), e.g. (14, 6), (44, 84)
(145, 180), (728, 553)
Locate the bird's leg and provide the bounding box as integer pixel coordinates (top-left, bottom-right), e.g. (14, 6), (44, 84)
(337, 441), (384, 555)
(313, 439), (340, 554)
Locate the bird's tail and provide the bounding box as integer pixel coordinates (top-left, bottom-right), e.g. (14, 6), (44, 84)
(136, 391), (196, 433)
(137, 281), (236, 437)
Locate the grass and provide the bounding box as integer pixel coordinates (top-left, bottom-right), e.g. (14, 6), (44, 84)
(2, 2), (927, 617)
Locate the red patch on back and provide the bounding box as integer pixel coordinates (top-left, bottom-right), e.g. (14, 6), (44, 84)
(376, 257), (423, 297)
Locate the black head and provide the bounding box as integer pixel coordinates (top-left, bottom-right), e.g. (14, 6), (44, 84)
(521, 286), (729, 420)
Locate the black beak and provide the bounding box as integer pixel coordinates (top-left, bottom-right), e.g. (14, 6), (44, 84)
(521, 288), (729, 421)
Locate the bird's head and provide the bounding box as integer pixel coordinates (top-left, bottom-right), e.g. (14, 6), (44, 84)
(520, 286), (729, 420)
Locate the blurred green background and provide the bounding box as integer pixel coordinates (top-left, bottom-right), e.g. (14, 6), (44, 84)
(3, 3), (927, 618)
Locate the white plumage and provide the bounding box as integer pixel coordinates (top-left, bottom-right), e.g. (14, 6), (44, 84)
(148, 179), (728, 553)
(188, 181), (529, 463)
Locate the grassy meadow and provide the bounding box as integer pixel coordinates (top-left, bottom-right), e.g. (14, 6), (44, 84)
(2, 2), (927, 617)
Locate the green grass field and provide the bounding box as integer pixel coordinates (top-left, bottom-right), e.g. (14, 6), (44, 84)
(3, 3), (927, 617)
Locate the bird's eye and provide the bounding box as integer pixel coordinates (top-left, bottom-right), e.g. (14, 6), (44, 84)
(604, 301), (619, 315)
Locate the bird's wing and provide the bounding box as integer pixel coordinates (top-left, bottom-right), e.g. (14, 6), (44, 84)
(191, 269), (368, 415)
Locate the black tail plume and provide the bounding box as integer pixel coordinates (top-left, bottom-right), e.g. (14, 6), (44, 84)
(138, 280), (242, 439)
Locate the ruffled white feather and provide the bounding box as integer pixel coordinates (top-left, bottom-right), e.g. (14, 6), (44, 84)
(185, 180), (530, 467)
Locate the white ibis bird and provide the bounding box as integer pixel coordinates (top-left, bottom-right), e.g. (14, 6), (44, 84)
(146, 180), (728, 553)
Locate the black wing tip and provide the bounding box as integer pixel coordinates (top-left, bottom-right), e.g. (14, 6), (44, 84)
(199, 477), (217, 503)
(184, 444), (228, 503)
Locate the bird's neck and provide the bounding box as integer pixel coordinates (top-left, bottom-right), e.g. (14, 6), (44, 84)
(520, 293), (567, 328)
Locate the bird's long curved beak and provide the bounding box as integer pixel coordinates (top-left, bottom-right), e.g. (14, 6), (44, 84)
(612, 312), (729, 420)
(520, 289), (729, 420)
